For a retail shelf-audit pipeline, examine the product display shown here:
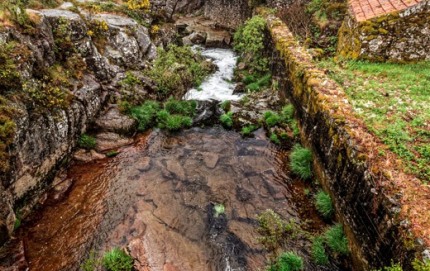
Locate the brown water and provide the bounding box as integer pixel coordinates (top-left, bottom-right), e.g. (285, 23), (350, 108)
(9, 127), (335, 271)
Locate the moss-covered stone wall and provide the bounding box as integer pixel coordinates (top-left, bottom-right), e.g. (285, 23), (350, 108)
(259, 9), (430, 270)
(337, 1), (430, 62)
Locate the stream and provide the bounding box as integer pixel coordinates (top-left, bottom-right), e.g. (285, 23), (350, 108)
(2, 48), (346, 271)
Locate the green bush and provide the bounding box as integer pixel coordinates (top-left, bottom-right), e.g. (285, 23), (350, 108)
(130, 101), (160, 131)
(324, 224), (349, 255)
(315, 190), (333, 218)
(220, 112), (233, 128)
(311, 237), (329, 265)
(234, 15), (269, 74)
(289, 144), (313, 179)
(241, 124), (258, 137)
(145, 45), (210, 98)
(78, 134), (97, 150)
(268, 252), (304, 271)
(102, 248), (133, 271)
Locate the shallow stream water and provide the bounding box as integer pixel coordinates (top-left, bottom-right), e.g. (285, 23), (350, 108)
(3, 48), (348, 271)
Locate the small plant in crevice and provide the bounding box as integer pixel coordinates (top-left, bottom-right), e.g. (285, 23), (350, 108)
(314, 190), (333, 219)
(289, 144), (313, 179)
(13, 211), (21, 231)
(264, 111), (282, 128)
(106, 150), (120, 157)
(81, 250), (101, 271)
(374, 259), (430, 271)
(270, 133), (281, 145)
(241, 124), (258, 137)
(220, 100), (231, 112)
(268, 251), (304, 271)
(220, 112), (233, 129)
(214, 203), (225, 217)
(78, 134), (97, 150)
(311, 236), (329, 265)
(324, 224), (349, 255)
(102, 247), (134, 271)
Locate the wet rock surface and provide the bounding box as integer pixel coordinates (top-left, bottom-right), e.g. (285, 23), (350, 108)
(4, 127), (331, 270)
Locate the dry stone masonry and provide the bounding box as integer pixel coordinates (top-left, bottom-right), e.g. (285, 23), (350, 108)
(337, 0), (430, 62)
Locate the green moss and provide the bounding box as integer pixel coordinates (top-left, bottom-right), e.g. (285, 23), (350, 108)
(78, 134), (97, 150)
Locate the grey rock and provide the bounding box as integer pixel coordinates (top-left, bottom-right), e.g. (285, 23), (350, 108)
(95, 106), (137, 135)
(95, 132), (133, 152)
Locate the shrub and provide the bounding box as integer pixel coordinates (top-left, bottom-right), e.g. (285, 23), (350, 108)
(130, 101), (160, 131)
(78, 134), (97, 150)
(315, 190), (333, 218)
(324, 224), (349, 255)
(311, 237), (329, 265)
(268, 252), (304, 271)
(289, 144), (313, 179)
(220, 112), (233, 128)
(102, 248), (133, 271)
(241, 124), (258, 137)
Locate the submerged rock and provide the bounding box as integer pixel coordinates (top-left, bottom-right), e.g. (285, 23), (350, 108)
(73, 149), (106, 162)
(95, 132), (134, 152)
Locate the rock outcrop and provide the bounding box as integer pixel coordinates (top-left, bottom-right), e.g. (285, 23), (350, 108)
(0, 5), (156, 245)
(204, 0), (252, 29)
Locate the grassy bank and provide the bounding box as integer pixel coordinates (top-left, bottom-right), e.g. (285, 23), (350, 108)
(318, 59), (430, 183)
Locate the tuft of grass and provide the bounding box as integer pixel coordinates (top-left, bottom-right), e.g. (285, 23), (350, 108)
(220, 100), (231, 112)
(81, 251), (100, 271)
(289, 144), (313, 179)
(270, 133), (281, 145)
(106, 150), (120, 157)
(241, 124), (258, 137)
(311, 237), (329, 265)
(102, 248), (133, 271)
(281, 104), (295, 122)
(130, 100), (160, 131)
(324, 224), (349, 255)
(263, 111), (282, 127)
(78, 134), (97, 150)
(162, 114), (192, 131)
(268, 252), (304, 271)
(164, 98), (196, 116)
(220, 112), (234, 128)
(214, 203), (225, 217)
(315, 190), (333, 218)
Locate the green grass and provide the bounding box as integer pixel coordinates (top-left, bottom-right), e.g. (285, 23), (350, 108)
(270, 133), (281, 145)
(311, 237), (329, 265)
(102, 248), (133, 271)
(81, 251), (100, 271)
(78, 134), (97, 150)
(289, 144), (313, 179)
(130, 100), (160, 131)
(164, 98), (197, 116)
(324, 224), (349, 255)
(264, 111), (282, 127)
(241, 124), (258, 137)
(268, 252), (304, 271)
(318, 59), (430, 183)
(314, 190), (333, 218)
(281, 104), (295, 122)
(220, 112), (233, 128)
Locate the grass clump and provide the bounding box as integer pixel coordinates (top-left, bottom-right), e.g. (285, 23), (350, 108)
(78, 134), (97, 150)
(145, 45), (211, 98)
(289, 144), (313, 179)
(268, 252), (304, 271)
(270, 133), (281, 145)
(164, 98), (197, 116)
(374, 259), (430, 271)
(241, 124), (258, 137)
(324, 224), (349, 255)
(220, 112), (233, 128)
(102, 248), (133, 271)
(314, 190), (333, 219)
(264, 111), (282, 127)
(81, 251), (100, 271)
(311, 237), (329, 265)
(130, 100), (160, 131)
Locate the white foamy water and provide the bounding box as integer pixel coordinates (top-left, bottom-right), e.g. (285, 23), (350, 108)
(184, 48), (242, 101)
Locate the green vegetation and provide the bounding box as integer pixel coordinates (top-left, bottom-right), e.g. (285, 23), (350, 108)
(13, 212), (21, 231)
(81, 251), (100, 271)
(214, 203), (225, 217)
(241, 124), (258, 137)
(106, 150), (120, 157)
(78, 134), (97, 150)
(220, 112), (233, 128)
(245, 74), (272, 92)
(289, 144), (313, 179)
(102, 248), (133, 271)
(264, 111), (282, 128)
(311, 237), (329, 265)
(220, 100), (231, 112)
(129, 99), (196, 132)
(145, 45), (211, 98)
(324, 224), (349, 255)
(314, 190), (333, 218)
(374, 259), (430, 271)
(267, 252), (304, 271)
(270, 133), (281, 145)
(319, 60), (430, 183)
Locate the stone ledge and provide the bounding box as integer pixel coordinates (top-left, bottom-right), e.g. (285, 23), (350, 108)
(259, 9), (430, 269)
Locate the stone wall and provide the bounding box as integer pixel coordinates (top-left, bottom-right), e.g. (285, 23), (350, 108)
(260, 10), (430, 269)
(0, 7), (155, 245)
(204, 0), (252, 29)
(337, 1), (430, 62)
